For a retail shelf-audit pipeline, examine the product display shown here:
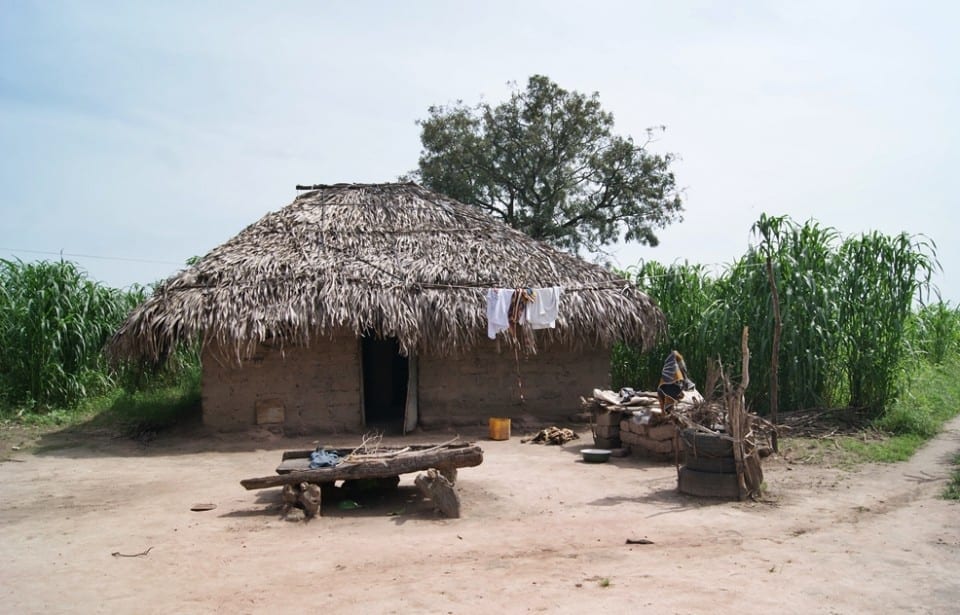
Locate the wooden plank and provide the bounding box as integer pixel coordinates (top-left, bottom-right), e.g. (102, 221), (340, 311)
(241, 445), (483, 490)
(280, 443), (474, 462)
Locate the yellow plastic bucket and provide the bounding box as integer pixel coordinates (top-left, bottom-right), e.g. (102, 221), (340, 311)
(488, 417), (511, 440)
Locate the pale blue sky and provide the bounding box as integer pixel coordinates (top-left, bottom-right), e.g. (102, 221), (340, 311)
(2, 1), (957, 300)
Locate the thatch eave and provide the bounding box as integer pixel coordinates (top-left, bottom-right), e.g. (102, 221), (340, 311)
(106, 183), (665, 364)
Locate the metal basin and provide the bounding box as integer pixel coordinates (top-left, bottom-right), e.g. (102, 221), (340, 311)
(581, 448), (612, 463)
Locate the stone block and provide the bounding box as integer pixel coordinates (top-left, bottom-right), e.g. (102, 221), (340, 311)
(594, 411), (621, 427)
(629, 436), (674, 455)
(647, 423), (678, 442)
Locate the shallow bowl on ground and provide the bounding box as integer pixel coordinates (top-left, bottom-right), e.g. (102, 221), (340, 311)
(581, 448), (611, 463)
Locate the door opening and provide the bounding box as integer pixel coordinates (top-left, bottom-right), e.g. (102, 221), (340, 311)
(362, 336), (408, 432)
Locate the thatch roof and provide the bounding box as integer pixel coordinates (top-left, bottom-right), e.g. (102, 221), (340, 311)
(107, 182), (664, 363)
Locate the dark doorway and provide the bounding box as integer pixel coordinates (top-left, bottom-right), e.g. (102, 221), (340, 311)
(362, 336), (409, 431)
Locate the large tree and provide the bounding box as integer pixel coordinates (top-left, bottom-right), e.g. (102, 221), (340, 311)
(411, 75), (683, 252)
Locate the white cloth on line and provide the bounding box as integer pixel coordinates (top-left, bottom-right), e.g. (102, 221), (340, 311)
(525, 286), (563, 329)
(486, 288), (515, 339)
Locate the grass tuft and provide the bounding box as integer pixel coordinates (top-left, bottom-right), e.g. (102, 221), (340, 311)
(786, 358), (960, 465)
(836, 434), (926, 463)
(90, 370), (201, 435)
(945, 453), (960, 501)
(1, 367), (200, 439)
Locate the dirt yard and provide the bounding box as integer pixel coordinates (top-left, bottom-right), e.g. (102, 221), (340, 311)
(2, 416), (959, 614)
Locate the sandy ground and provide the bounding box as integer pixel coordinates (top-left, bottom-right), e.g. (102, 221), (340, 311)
(1, 416), (959, 615)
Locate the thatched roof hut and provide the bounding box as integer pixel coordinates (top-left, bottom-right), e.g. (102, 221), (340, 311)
(108, 182), (665, 432)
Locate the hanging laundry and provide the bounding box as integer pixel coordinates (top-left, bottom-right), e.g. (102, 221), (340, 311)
(509, 288), (533, 336)
(486, 288), (515, 339)
(525, 286), (564, 329)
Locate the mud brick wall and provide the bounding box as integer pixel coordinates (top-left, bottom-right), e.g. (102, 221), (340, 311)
(418, 341), (610, 428)
(201, 332), (362, 432)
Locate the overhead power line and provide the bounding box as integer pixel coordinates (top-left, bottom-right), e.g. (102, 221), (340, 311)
(0, 247), (183, 266)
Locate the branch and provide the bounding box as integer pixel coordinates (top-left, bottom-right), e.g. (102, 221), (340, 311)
(738, 326), (750, 395)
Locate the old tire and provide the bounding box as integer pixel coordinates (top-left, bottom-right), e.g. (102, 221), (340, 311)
(678, 467), (740, 499)
(684, 452), (737, 474)
(680, 429), (733, 458)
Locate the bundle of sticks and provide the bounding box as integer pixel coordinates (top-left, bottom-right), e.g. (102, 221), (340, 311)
(521, 426), (580, 445)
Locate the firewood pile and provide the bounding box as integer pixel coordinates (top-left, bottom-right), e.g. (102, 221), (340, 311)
(668, 398), (728, 433)
(579, 334), (778, 501)
(670, 329), (776, 500)
(521, 426), (580, 445)
(669, 403), (774, 500)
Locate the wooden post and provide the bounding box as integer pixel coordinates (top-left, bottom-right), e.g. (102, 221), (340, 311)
(299, 482), (322, 518)
(730, 327), (750, 501)
(766, 255), (781, 452)
(728, 326), (764, 500)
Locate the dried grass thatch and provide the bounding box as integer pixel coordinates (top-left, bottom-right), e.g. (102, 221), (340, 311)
(107, 182), (665, 363)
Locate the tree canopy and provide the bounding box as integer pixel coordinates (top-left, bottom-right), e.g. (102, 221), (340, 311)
(411, 75), (684, 252)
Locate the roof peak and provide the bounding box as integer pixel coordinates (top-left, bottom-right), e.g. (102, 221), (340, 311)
(294, 181), (418, 191)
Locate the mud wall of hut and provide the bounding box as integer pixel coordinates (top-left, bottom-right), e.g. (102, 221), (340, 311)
(417, 342), (610, 428)
(201, 335), (610, 432)
(201, 332), (362, 432)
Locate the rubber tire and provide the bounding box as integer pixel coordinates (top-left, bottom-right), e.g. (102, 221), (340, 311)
(678, 466), (740, 499)
(680, 428), (733, 458)
(684, 452), (737, 474)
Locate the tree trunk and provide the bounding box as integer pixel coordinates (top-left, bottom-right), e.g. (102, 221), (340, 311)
(731, 327), (750, 501)
(766, 255), (781, 452)
(415, 469), (461, 518)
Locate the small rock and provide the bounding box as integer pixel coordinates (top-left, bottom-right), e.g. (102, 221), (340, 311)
(284, 508), (306, 522)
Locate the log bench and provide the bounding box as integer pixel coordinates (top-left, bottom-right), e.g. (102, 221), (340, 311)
(240, 443), (483, 518)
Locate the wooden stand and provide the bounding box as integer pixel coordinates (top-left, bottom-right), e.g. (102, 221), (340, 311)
(241, 443), (483, 518)
(415, 469), (461, 518)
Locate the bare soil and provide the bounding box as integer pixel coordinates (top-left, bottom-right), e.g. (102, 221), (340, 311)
(2, 416), (959, 614)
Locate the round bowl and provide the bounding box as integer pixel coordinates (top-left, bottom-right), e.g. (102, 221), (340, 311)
(581, 448), (612, 463)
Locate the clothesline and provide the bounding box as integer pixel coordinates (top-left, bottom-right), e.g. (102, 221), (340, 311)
(156, 279), (634, 293)
(414, 281), (631, 292)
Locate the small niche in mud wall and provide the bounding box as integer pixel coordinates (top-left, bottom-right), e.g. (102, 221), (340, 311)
(255, 398), (285, 425)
